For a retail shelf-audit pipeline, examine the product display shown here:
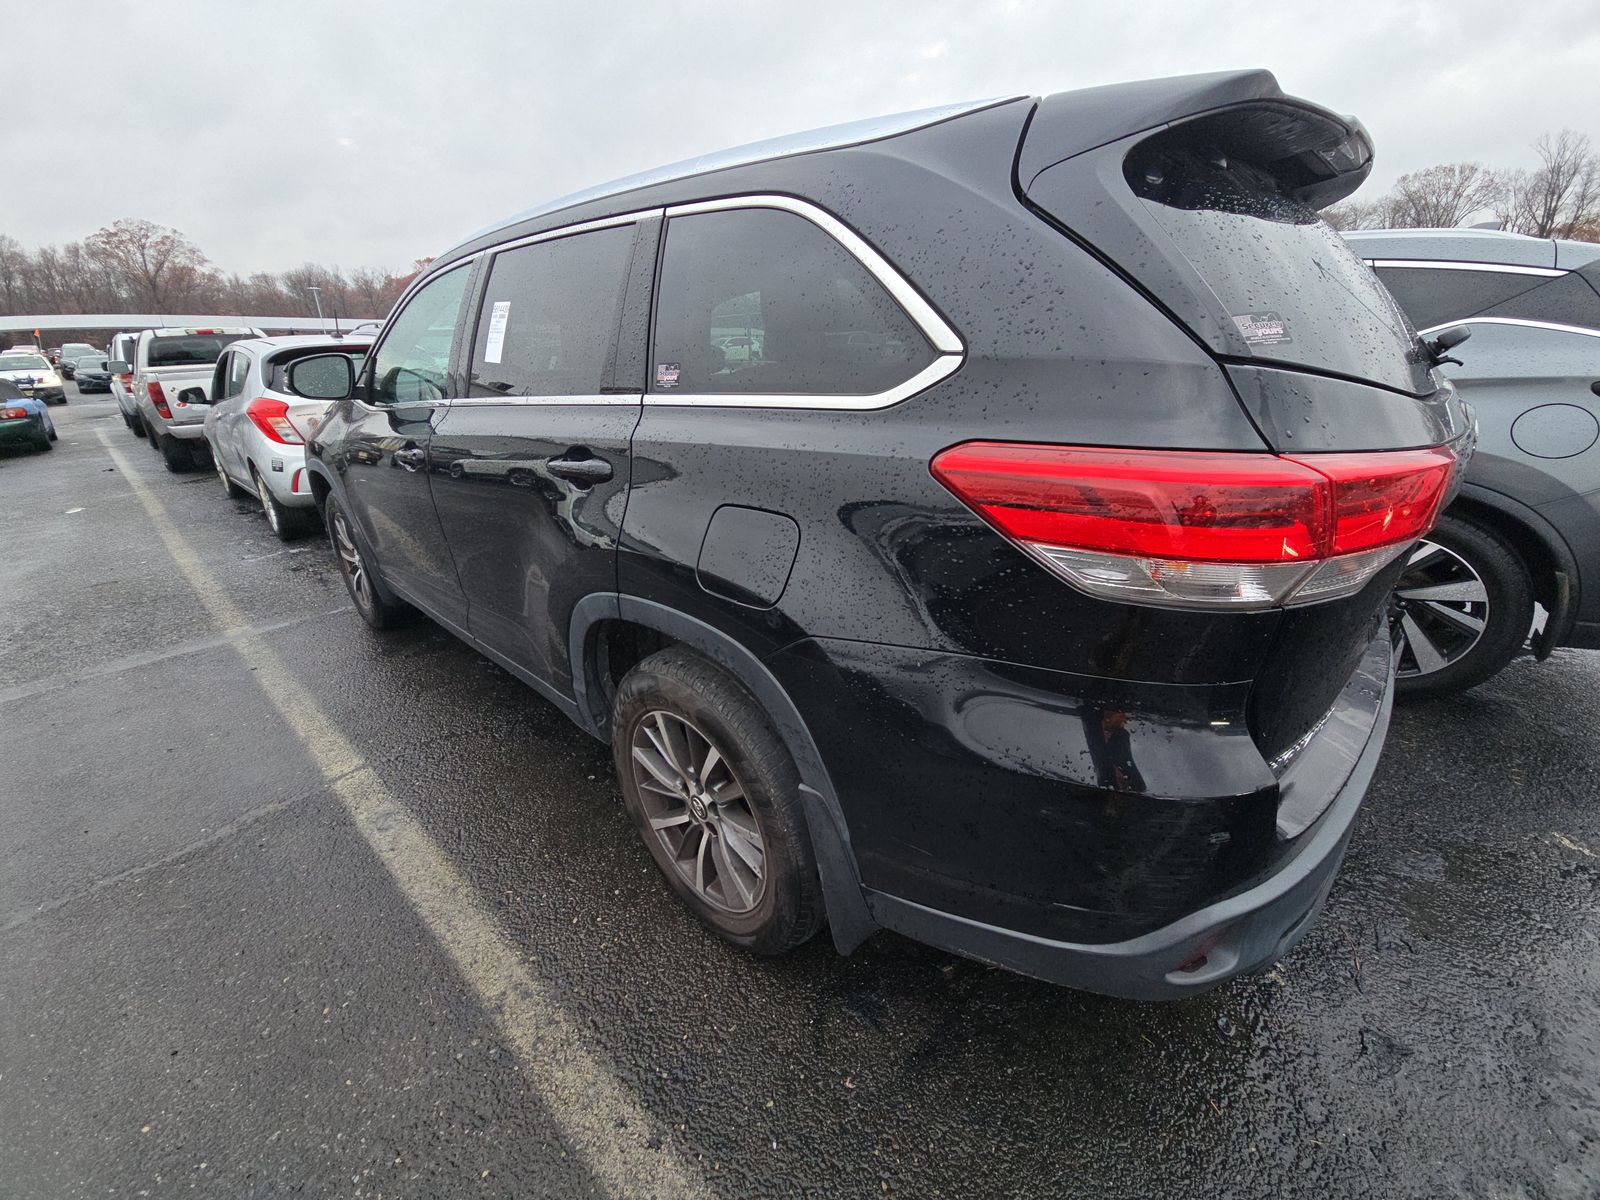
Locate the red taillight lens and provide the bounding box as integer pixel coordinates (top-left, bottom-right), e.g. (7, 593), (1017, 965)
(247, 397), (305, 445)
(931, 442), (1455, 609)
(117, 373), (133, 387)
(146, 380), (171, 418)
(0, 406), (28, 420)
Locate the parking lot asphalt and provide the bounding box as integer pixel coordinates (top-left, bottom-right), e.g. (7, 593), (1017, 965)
(3, 390), (1599, 1199)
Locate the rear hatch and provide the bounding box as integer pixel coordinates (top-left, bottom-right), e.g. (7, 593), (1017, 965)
(1015, 72), (1473, 763)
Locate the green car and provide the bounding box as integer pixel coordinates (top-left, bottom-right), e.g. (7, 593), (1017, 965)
(0, 378), (58, 453)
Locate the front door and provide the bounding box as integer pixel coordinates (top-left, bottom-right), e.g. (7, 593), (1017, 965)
(340, 261), (475, 622)
(428, 221), (644, 696)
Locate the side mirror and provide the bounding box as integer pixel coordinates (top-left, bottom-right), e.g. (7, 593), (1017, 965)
(287, 353), (355, 401)
(177, 387), (209, 406)
(1426, 325), (1472, 367)
(107, 360), (131, 374)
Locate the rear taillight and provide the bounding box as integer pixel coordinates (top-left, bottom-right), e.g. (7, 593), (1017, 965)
(247, 397), (307, 445)
(930, 442), (1455, 609)
(117, 373), (133, 389)
(146, 380), (171, 418)
(1, 406), (28, 420)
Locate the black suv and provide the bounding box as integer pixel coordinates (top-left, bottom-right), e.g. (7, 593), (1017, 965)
(293, 71), (1472, 999)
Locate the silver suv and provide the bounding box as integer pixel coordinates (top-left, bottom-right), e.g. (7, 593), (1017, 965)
(1347, 228), (1600, 695)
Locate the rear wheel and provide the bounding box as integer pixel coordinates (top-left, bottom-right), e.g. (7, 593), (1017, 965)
(127, 410), (146, 437)
(158, 430), (195, 473)
(218, 458), (249, 499)
(252, 466), (314, 542)
(1394, 514), (1533, 698)
(612, 647), (824, 955)
(326, 495), (408, 628)
(33, 425), (53, 452)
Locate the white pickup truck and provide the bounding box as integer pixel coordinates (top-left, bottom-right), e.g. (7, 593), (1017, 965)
(112, 327), (261, 472)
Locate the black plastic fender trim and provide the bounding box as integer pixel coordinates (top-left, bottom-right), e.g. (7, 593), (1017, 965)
(567, 594), (878, 954)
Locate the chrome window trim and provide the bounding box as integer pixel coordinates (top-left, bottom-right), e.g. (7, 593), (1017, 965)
(447, 392), (642, 408)
(1417, 316), (1600, 340)
(479, 209), (661, 258)
(644, 193), (965, 411)
(1368, 259), (1565, 278)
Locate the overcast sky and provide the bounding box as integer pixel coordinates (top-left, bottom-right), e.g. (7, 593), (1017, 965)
(9, 0), (1599, 278)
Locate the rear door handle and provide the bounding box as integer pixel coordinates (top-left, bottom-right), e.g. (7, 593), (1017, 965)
(393, 446), (427, 470)
(546, 455), (613, 486)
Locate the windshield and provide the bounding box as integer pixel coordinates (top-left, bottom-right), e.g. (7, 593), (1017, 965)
(76, 356), (108, 369)
(0, 354), (50, 371)
(147, 334), (252, 367)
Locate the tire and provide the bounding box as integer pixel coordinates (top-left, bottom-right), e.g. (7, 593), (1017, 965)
(218, 458), (250, 499)
(611, 647), (824, 955)
(1394, 513), (1534, 699)
(33, 427), (53, 452)
(158, 430), (194, 473)
(325, 495), (408, 628)
(128, 410), (146, 437)
(143, 418), (162, 453)
(252, 465), (313, 542)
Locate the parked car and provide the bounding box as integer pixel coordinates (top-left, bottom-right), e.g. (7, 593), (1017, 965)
(56, 342), (98, 378)
(72, 354), (112, 393)
(0, 351), (65, 404)
(1347, 228), (1600, 696)
(46, 346), (62, 366)
(295, 71), (1471, 999)
(0, 378), (58, 453)
(109, 326), (261, 472)
(106, 332), (143, 434)
(201, 334), (372, 540)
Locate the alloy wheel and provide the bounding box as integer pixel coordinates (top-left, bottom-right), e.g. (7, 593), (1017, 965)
(1394, 539), (1490, 678)
(255, 473), (280, 534)
(629, 710), (767, 914)
(331, 509), (373, 611)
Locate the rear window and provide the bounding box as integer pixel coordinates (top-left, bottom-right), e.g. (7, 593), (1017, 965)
(1124, 133), (1421, 384)
(147, 334), (251, 367)
(1026, 106), (1433, 395)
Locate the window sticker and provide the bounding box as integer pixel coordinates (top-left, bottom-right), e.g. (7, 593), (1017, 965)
(1232, 311), (1293, 346)
(483, 300), (512, 364)
(655, 361), (681, 389)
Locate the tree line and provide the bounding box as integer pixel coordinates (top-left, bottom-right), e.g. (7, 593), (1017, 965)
(0, 218), (427, 322)
(1326, 129), (1600, 238)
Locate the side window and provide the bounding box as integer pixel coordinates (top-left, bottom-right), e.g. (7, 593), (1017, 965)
(650, 207), (935, 396)
(227, 351), (251, 398)
(369, 265), (471, 406)
(468, 224), (634, 397)
(1374, 266), (1542, 330)
(1480, 270), (1600, 332)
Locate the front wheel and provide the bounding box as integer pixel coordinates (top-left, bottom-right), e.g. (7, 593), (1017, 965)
(1394, 513), (1534, 698)
(612, 647), (824, 955)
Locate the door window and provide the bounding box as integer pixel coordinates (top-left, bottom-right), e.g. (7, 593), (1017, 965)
(468, 225), (635, 397)
(1373, 266), (1543, 331)
(369, 265), (471, 406)
(650, 207), (935, 396)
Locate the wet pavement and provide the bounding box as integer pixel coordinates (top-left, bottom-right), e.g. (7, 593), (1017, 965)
(3, 392), (1598, 1198)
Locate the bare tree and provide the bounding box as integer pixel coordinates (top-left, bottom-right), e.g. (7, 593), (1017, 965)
(1322, 198), (1391, 231)
(1497, 130), (1600, 238)
(83, 218), (215, 310)
(1384, 163), (1503, 228)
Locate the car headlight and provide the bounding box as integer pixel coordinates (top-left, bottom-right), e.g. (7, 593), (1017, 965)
(43, 374), (60, 386)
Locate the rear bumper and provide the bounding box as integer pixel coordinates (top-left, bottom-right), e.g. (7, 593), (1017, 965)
(768, 627), (1394, 999)
(0, 416), (43, 443)
(868, 644), (1388, 998)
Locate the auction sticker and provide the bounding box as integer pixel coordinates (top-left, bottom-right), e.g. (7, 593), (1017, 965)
(484, 301), (511, 364)
(1232, 311), (1292, 346)
(655, 361), (681, 389)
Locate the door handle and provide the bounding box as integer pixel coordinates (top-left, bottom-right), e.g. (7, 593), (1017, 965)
(393, 446), (427, 470)
(545, 454), (614, 487)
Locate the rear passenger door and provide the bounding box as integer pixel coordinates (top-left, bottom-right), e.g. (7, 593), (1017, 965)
(428, 218), (651, 696)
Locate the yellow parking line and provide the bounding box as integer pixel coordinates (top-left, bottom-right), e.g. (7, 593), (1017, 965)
(95, 428), (707, 1198)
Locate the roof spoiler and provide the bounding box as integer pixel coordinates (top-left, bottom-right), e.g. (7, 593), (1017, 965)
(1018, 69), (1373, 210)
